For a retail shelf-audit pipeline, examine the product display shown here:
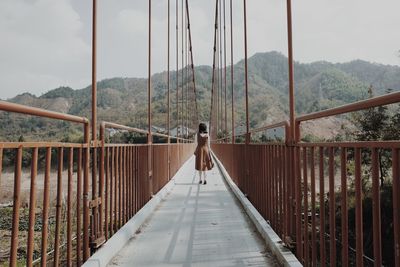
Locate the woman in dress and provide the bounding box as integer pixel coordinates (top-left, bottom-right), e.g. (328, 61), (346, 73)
(194, 123), (213, 184)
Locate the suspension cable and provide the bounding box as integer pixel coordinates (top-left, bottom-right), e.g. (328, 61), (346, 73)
(185, 0), (199, 126)
(210, 0), (219, 139)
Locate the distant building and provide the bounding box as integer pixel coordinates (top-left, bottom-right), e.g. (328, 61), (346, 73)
(170, 126), (195, 137)
(151, 125), (166, 133)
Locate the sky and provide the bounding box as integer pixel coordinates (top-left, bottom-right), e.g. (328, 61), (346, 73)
(0, 0), (399, 99)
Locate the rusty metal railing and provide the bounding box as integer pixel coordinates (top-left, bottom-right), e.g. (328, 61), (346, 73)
(211, 92), (400, 267)
(293, 91), (400, 267)
(0, 102), (195, 267)
(95, 121), (195, 247)
(0, 100), (90, 266)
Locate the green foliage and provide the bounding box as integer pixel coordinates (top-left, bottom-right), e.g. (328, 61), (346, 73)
(234, 135), (245, 143)
(351, 87), (400, 184)
(296, 68), (367, 114)
(41, 86), (74, 99)
(217, 130), (229, 139)
(301, 134), (323, 143)
(333, 86), (400, 265)
(1, 51), (400, 148)
(355, 104), (389, 141)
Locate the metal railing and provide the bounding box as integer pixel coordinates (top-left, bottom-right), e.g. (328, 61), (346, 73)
(0, 101), (195, 266)
(0, 100), (90, 266)
(211, 92), (400, 267)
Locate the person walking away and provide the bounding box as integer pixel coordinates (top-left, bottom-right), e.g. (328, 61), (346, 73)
(194, 123), (213, 184)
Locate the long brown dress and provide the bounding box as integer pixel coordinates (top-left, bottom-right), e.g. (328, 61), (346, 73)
(194, 133), (213, 171)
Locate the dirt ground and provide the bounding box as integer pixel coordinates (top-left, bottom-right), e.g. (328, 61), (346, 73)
(0, 169), (83, 206)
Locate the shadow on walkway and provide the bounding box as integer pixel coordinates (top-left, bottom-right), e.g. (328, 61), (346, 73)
(108, 156), (279, 267)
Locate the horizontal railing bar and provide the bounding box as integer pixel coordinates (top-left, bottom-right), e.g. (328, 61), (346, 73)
(249, 142), (286, 146)
(301, 220), (376, 264)
(101, 121), (192, 142)
(152, 132), (192, 140)
(212, 137), (231, 142)
(104, 143), (149, 147)
(249, 121), (289, 134)
(211, 142), (246, 145)
(296, 91), (400, 123)
(212, 121), (290, 142)
(0, 142), (199, 149)
(152, 132), (170, 138)
(152, 143), (173, 146)
(102, 121), (149, 135)
(103, 142), (196, 148)
(31, 234), (81, 266)
(0, 142), (88, 149)
(0, 100), (89, 124)
(297, 141), (400, 148)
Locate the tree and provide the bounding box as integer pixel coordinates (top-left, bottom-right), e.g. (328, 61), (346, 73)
(353, 86), (390, 185)
(384, 106), (400, 140)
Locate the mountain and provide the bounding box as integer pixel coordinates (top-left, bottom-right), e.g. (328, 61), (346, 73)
(1, 51), (400, 141)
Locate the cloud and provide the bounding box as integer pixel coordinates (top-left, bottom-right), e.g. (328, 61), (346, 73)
(292, 0), (400, 64)
(1, 0), (399, 99)
(0, 0), (91, 99)
(98, 4), (168, 79)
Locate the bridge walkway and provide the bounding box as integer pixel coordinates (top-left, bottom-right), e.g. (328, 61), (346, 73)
(107, 157), (278, 267)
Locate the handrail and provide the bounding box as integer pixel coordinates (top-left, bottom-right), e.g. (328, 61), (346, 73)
(212, 121), (291, 143)
(100, 121), (192, 142)
(295, 91), (400, 141)
(0, 100), (89, 124)
(101, 121), (149, 135)
(296, 91), (400, 123)
(212, 136), (231, 142)
(249, 120), (290, 144)
(0, 100), (91, 265)
(249, 121), (289, 134)
(214, 92), (400, 143)
(297, 140), (400, 148)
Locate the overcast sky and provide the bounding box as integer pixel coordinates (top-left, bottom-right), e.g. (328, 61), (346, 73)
(1, 0), (399, 99)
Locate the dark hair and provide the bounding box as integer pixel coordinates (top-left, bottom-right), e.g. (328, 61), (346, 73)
(198, 123), (207, 134)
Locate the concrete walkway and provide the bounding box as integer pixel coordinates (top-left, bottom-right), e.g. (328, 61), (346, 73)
(108, 157), (279, 267)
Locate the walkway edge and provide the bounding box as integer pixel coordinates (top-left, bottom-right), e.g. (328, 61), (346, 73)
(212, 153), (302, 267)
(83, 157), (193, 267)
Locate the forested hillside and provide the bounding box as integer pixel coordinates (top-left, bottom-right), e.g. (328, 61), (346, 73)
(1, 51), (399, 142)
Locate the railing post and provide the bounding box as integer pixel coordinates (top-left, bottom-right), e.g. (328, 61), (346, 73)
(26, 148), (38, 267)
(83, 122), (91, 261)
(285, 0), (300, 259)
(99, 124), (105, 242)
(286, 0), (295, 142)
(40, 148), (52, 267)
(392, 148), (400, 267)
(90, 0), (100, 253)
(9, 146), (22, 267)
